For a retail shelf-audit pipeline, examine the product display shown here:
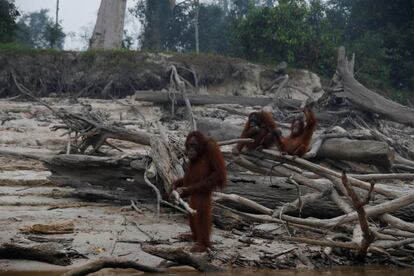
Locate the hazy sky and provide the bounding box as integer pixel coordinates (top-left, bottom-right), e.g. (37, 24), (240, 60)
(14, 0), (139, 50)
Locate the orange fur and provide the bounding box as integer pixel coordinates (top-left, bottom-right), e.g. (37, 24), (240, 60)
(276, 107), (317, 157)
(173, 131), (226, 252)
(236, 111), (280, 152)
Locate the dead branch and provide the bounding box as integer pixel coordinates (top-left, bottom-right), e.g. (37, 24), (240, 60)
(0, 242), (76, 266)
(14, 73), (153, 152)
(264, 74), (290, 112)
(261, 149), (401, 198)
(62, 258), (165, 276)
(341, 172), (375, 260)
(142, 166), (161, 220)
(334, 46), (414, 127)
(281, 236), (359, 250)
(169, 65), (197, 131)
(373, 238), (414, 249)
(281, 190), (414, 229)
(141, 244), (223, 272)
(171, 190), (196, 215)
(135, 90), (301, 109)
(349, 173), (414, 181)
(218, 138), (254, 146)
(213, 192), (272, 215)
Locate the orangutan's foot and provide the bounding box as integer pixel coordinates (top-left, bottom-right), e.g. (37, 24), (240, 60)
(190, 243), (208, 253)
(177, 232), (193, 241)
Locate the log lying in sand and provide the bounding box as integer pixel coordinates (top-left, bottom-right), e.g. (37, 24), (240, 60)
(2, 146), (414, 221)
(197, 118), (242, 141)
(135, 90), (301, 109)
(62, 258), (164, 276)
(141, 244), (223, 272)
(0, 147), (159, 202)
(0, 242), (76, 266)
(198, 120), (394, 168)
(45, 154), (161, 202)
(317, 138), (395, 167)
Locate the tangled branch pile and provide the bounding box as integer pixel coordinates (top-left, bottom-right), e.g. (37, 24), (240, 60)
(3, 47), (414, 272)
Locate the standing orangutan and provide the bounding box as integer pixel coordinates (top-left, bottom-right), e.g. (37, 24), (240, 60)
(172, 131), (227, 252)
(275, 104), (317, 157)
(234, 111), (281, 153)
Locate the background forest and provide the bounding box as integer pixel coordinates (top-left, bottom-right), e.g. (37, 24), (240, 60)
(1, 0), (413, 103)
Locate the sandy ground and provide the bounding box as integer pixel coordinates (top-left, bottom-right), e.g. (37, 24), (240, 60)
(0, 98), (300, 274)
(0, 98), (170, 273)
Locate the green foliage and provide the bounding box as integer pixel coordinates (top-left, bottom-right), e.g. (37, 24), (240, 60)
(325, 0), (414, 94)
(164, 3), (235, 54)
(127, 0), (414, 100)
(122, 31), (134, 50)
(0, 0), (19, 43)
(130, 0), (174, 51)
(0, 42), (61, 56)
(229, 0), (413, 99)
(0, 42), (30, 52)
(15, 9), (66, 49)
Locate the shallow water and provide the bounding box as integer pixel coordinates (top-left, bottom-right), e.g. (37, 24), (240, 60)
(1, 267), (413, 276)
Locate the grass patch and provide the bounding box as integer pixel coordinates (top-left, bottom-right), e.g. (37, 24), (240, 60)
(0, 43), (61, 55)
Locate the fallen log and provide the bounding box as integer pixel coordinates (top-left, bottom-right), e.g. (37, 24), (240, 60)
(226, 173), (341, 218)
(62, 258), (165, 276)
(44, 154), (159, 201)
(0, 242), (78, 266)
(317, 138), (395, 167)
(197, 118), (242, 141)
(333, 47), (414, 127)
(141, 244), (223, 272)
(0, 147), (339, 217)
(280, 190), (414, 229)
(3, 146), (414, 221)
(13, 75), (153, 150)
(135, 90), (301, 109)
(341, 172), (375, 260)
(261, 149), (401, 198)
(213, 203), (261, 230)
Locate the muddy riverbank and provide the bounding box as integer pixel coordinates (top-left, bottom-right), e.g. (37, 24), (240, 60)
(1, 96), (414, 274)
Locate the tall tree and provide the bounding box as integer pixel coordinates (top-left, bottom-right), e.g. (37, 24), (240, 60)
(193, 0), (200, 53)
(231, 0), (252, 17)
(327, 0), (414, 90)
(90, 0), (127, 49)
(16, 9), (66, 49)
(131, 0), (175, 51)
(0, 0), (19, 43)
(49, 0), (62, 49)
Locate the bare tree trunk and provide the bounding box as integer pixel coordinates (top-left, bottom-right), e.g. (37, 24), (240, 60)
(220, 0), (229, 14)
(333, 47), (414, 127)
(89, 0), (127, 49)
(55, 0), (59, 26)
(194, 0), (200, 53)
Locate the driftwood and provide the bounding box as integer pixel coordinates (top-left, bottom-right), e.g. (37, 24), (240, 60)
(198, 115), (399, 171)
(135, 90), (301, 109)
(169, 65), (197, 130)
(341, 172), (375, 260)
(317, 138), (395, 167)
(62, 258), (164, 276)
(212, 203), (262, 230)
(2, 146), (414, 222)
(332, 47), (414, 127)
(4, 45), (414, 269)
(197, 118), (242, 141)
(0, 148), (159, 202)
(13, 74), (153, 152)
(141, 244), (223, 272)
(0, 242), (78, 266)
(45, 154), (159, 201)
